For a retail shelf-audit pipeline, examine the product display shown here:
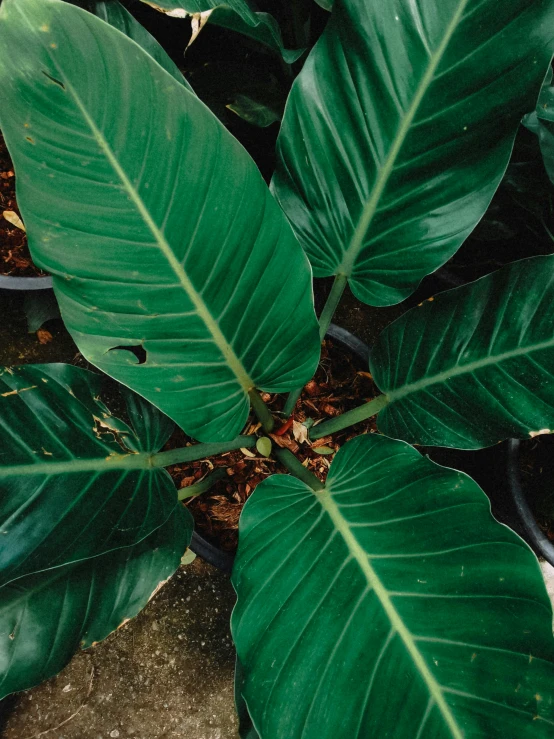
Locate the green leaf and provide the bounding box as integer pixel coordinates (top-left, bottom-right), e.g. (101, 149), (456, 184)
(207, 8), (305, 64)
(143, 0), (257, 19)
(75, 0), (194, 90)
(227, 94), (282, 128)
(371, 255), (554, 449)
(255, 436), (272, 457)
(235, 657), (261, 739)
(271, 0), (554, 306)
(0, 0), (320, 443)
(312, 444), (333, 454)
(0, 509), (188, 699)
(313, 0), (332, 9)
(232, 434), (554, 738)
(0, 363), (189, 587)
(524, 67), (554, 187)
(141, 0), (302, 62)
(23, 290), (60, 332)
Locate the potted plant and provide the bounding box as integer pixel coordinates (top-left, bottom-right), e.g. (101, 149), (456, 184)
(3, 0), (554, 735)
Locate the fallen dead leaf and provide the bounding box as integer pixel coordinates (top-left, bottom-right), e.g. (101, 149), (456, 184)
(188, 10), (213, 47)
(269, 433), (299, 453)
(292, 420), (310, 445)
(3, 210), (25, 231)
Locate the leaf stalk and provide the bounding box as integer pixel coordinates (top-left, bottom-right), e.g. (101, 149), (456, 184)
(178, 468), (228, 500)
(249, 388), (275, 433)
(309, 394), (388, 440)
(283, 273), (348, 417)
(150, 435), (255, 468)
(274, 447), (324, 492)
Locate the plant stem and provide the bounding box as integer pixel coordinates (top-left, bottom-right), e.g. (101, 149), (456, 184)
(282, 273), (348, 418)
(151, 435), (255, 468)
(309, 394), (389, 440)
(317, 273), (348, 341)
(249, 388), (275, 433)
(178, 468), (228, 501)
(275, 447), (324, 492)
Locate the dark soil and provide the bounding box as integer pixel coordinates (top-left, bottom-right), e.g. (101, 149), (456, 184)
(165, 338), (379, 552)
(0, 132), (46, 278)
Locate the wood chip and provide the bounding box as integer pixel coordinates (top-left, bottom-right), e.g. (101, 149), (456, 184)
(36, 328), (53, 344)
(269, 433), (299, 453)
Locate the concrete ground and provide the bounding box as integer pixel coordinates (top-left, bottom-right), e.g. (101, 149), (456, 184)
(0, 559), (238, 739)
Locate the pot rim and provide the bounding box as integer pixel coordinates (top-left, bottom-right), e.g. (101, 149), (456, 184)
(0, 273), (53, 290)
(506, 438), (554, 567)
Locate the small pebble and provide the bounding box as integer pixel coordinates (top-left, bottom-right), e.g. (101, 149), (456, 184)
(110, 731), (120, 738)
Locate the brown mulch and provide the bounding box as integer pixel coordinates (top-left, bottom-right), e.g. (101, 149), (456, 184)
(0, 132), (46, 277)
(165, 339), (379, 552)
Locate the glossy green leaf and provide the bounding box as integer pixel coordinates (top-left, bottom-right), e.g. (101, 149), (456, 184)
(76, 0), (194, 91)
(0, 0), (320, 443)
(143, 0), (257, 19)
(0, 509), (188, 699)
(371, 255), (554, 449)
(313, 0), (332, 9)
(142, 0), (302, 62)
(255, 436), (272, 457)
(235, 657), (261, 739)
(232, 434), (554, 738)
(23, 290), (60, 332)
(271, 0), (554, 306)
(227, 94), (281, 128)
(524, 67), (554, 186)
(0, 363), (189, 586)
(207, 8), (304, 64)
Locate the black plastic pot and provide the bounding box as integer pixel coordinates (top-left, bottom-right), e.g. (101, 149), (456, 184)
(506, 438), (554, 567)
(188, 322), (370, 573)
(0, 273), (53, 290)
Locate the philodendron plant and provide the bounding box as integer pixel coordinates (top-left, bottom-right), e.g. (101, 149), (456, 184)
(3, 0), (554, 735)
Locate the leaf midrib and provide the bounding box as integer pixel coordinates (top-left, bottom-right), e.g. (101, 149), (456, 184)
(385, 335), (554, 402)
(317, 486), (463, 739)
(336, 0), (470, 278)
(29, 5), (254, 395)
(0, 453), (153, 478)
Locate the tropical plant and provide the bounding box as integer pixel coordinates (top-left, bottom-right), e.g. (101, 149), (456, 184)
(2, 0), (554, 735)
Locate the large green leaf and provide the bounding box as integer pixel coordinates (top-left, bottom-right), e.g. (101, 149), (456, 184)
(207, 8), (304, 64)
(144, 0), (257, 19)
(524, 66), (554, 186)
(142, 0), (302, 62)
(0, 509), (188, 698)
(370, 255), (554, 449)
(0, 0), (320, 443)
(271, 0), (554, 306)
(0, 363), (188, 586)
(76, 0), (194, 90)
(232, 434), (554, 738)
